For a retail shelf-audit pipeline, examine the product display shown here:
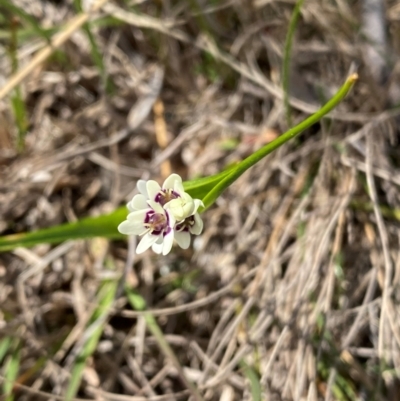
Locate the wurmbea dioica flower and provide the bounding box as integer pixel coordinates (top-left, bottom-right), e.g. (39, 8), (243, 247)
(118, 174), (204, 255)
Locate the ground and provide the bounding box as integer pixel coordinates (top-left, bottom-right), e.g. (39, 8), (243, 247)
(1, 0), (400, 400)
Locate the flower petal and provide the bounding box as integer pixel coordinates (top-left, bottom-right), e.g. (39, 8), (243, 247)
(127, 194), (148, 211)
(162, 174), (182, 190)
(136, 233), (160, 254)
(147, 200), (165, 214)
(190, 213), (203, 235)
(174, 231), (191, 249)
(166, 210), (176, 228)
(152, 241), (163, 254)
(164, 199), (184, 222)
(137, 180), (148, 197)
(165, 195), (196, 221)
(146, 180), (161, 201)
(118, 220), (145, 235)
(126, 209), (149, 222)
(174, 179), (185, 196)
(181, 194), (195, 216)
(192, 199), (204, 214)
(162, 230), (174, 255)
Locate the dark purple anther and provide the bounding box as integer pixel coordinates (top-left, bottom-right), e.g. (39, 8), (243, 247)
(155, 189), (181, 205)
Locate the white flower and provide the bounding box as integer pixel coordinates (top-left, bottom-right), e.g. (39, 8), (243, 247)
(164, 193), (203, 222)
(129, 174), (202, 222)
(118, 200), (175, 255)
(174, 213), (203, 249)
(118, 174), (204, 255)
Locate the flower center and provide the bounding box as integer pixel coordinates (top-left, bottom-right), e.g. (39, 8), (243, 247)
(175, 215), (195, 232)
(155, 189), (180, 206)
(144, 211), (168, 235)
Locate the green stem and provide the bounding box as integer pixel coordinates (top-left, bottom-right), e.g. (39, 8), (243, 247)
(201, 73), (358, 210)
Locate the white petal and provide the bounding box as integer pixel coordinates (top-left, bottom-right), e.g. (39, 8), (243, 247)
(136, 233), (160, 254)
(147, 200), (165, 214)
(164, 199), (184, 221)
(162, 174), (182, 190)
(165, 197), (195, 221)
(126, 209), (149, 222)
(118, 220), (144, 235)
(190, 213), (203, 235)
(174, 231), (191, 249)
(162, 231), (174, 255)
(127, 194), (147, 211)
(181, 192), (193, 202)
(182, 193), (196, 212)
(192, 199), (204, 214)
(146, 180), (161, 201)
(166, 210), (175, 228)
(152, 241), (163, 254)
(137, 180), (148, 197)
(174, 179), (185, 196)
(182, 199), (195, 217)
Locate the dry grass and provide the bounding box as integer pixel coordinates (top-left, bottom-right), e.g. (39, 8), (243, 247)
(1, 0), (400, 400)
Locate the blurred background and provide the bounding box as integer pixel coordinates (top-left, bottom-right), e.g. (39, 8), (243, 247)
(1, 0), (400, 400)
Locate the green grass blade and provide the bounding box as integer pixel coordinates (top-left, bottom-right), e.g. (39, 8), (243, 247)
(351, 200), (400, 221)
(8, 15), (28, 151)
(201, 73), (358, 210)
(2, 339), (21, 401)
(11, 88), (28, 151)
(65, 274), (118, 400)
(0, 26), (53, 40)
(0, 337), (12, 363)
(124, 285), (204, 401)
(73, 0), (111, 92)
(0, 0), (52, 42)
(240, 360), (261, 401)
(282, 0), (305, 126)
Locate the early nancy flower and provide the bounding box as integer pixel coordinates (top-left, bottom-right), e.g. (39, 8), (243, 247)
(164, 192), (201, 222)
(118, 174), (204, 255)
(174, 213), (203, 249)
(118, 200), (176, 255)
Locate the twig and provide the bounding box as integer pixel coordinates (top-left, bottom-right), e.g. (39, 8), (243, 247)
(365, 131), (393, 361)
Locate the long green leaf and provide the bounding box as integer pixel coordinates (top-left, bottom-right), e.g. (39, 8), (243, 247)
(182, 167), (234, 199)
(201, 73), (358, 210)
(0, 169), (233, 252)
(0, 208), (126, 252)
(0, 75), (356, 252)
